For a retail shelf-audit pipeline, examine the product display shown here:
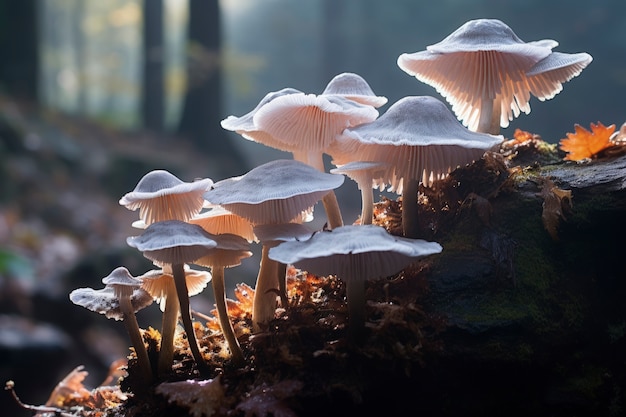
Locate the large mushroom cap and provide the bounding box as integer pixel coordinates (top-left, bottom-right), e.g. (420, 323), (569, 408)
(119, 170), (213, 224)
(203, 159), (344, 224)
(322, 72), (388, 108)
(268, 225), (442, 284)
(69, 286), (153, 321)
(126, 220), (218, 264)
(397, 18), (591, 131)
(331, 96), (503, 192)
(526, 52), (593, 100)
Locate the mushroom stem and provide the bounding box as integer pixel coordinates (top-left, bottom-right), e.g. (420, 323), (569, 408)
(118, 292), (153, 384)
(211, 265), (245, 365)
(299, 152), (343, 229)
(476, 98), (502, 135)
(345, 279), (366, 341)
(402, 178), (421, 238)
(359, 182), (374, 225)
(157, 284), (180, 375)
(277, 261), (289, 308)
(252, 245), (280, 333)
(171, 263), (211, 375)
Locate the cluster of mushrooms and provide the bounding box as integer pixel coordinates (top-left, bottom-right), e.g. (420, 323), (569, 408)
(69, 19), (592, 385)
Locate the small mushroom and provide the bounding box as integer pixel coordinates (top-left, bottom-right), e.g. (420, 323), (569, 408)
(330, 96), (503, 238)
(69, 267), (154, 384)
(321, 72), (388, 108)
(268, 225), (442, 338)
(127, 220), (218, 374)
(189, 206), (256, 243)
(330, 161), (390, 225)
(119, 170), (213, 225)
(139, 264), (211, 375)
(397, 18), (592, 134)
(194, 233), (253, 365)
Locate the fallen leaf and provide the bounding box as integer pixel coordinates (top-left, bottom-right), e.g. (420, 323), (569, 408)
(540, 178), (573, 240)
(559, 122), (615, 161)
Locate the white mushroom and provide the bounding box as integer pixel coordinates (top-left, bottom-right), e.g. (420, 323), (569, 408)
(321, 72), (388, 108)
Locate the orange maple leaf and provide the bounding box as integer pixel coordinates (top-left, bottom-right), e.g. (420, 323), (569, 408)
(559, 122), (616, 161)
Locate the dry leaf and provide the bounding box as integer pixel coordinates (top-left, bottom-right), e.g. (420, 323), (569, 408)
(156, 376), (225, 417)
(559, 122), (616, 161)
(45, 366), (92, 408)
(540, 179), (573, 240)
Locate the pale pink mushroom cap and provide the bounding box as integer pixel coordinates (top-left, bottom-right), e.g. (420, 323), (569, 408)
(397, 18), (591, 131)
(525, 52), (593, 100)
(189, 206), (256, 243)
(251, 93), (379, 164)
(268, 225), (442, 284)
(126, 220), (218, 265)
(332, 96), (503, 193)
(203, 159), (344, 225)
(321, 72), (388, 108)
(330, 161), (390, 192)
(194, 233), (253, 269)
(119, 170), (213, 225)
(140, 265), (211, 311)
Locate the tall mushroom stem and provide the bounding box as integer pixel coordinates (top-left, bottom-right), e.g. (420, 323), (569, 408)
(300, 152), (343, 229)
(277, 261), (288, 308)
(171, 263), (210, 375)
(359, 182), (374, 225)
(157, 282), (180, 375)
(252, 245), (280, 333)
(118, 291), (153, 384)
(476, 98), (502, 135)
(402, 178), (421, 238)
(211, 265), (245, 365)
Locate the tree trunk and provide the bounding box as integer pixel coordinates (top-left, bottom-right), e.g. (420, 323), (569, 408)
(141, 0), (165, 132)
(177, 0), (244, 173)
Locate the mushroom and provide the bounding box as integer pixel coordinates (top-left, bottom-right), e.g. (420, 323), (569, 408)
(194, 233), (253, 365)
(330, 96), (503, 238)
(267, 225), (442, 338)
(139, 264), (211, 375)
(330, 161), (390, 225)
(119, 170), (213, 225)
(397, 18), (592, 134)
(69, 267), (154, 384)
(204, 159), (344, 331)
(252, 222), (315, 327)
(126, 220), (218, 374)
(189, 206), (256, 243)
(321, 72), (388, 108)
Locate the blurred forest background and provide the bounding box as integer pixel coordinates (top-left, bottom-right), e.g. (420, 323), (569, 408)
(0, 0), (624, 416)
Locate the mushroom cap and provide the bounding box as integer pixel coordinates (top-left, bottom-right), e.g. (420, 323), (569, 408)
(397, 18), (586, 130)
(330, 161), (390, 191)
(331, 96), (503, 192)
(193, 233), (253, 268)
(251, 93), (379, 154)
(126, 220), (218, 264)
(220, 88), (303, 139)
(139, 265), (211, 311)
(119, 170), (213, 224)
(268, 225), (442, 284)
(321, 72), (388, 108)
(253, 223), (315, 246)
(526, 52), (593, 100)
(189, 207), (256, 243)
(101, 266), (144, 299)
(69, 286), (153, 321)
(203, 159), (344, 224)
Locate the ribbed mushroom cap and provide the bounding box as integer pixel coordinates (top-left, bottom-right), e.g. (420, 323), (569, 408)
(330, 161), (390, 192)
(69, 285), (153, 321)
(193, 233), (252, 269)
(268, 225), (442, 284)
(397, 19), (590, 131)
(126, 220), (218, 264)
(526, 52), (593, 99)
(331, 96), (503, 193)
(251, 93), (379, 155)
(189, 207), (256, 243)
(220, 88), (303, 148)
(139, 265), (211, 311)
(119, 170), (213, 225)
(203, 159), (344, 225)
(322, 72), (388, 108)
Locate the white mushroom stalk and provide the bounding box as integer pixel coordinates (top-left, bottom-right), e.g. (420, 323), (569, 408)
(331, 96), (503, 238)
(397, 18), (592, 134)
(127, 220), (219, 375)
(268, 225), (442, 339)
(69, 267), (154, 386)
